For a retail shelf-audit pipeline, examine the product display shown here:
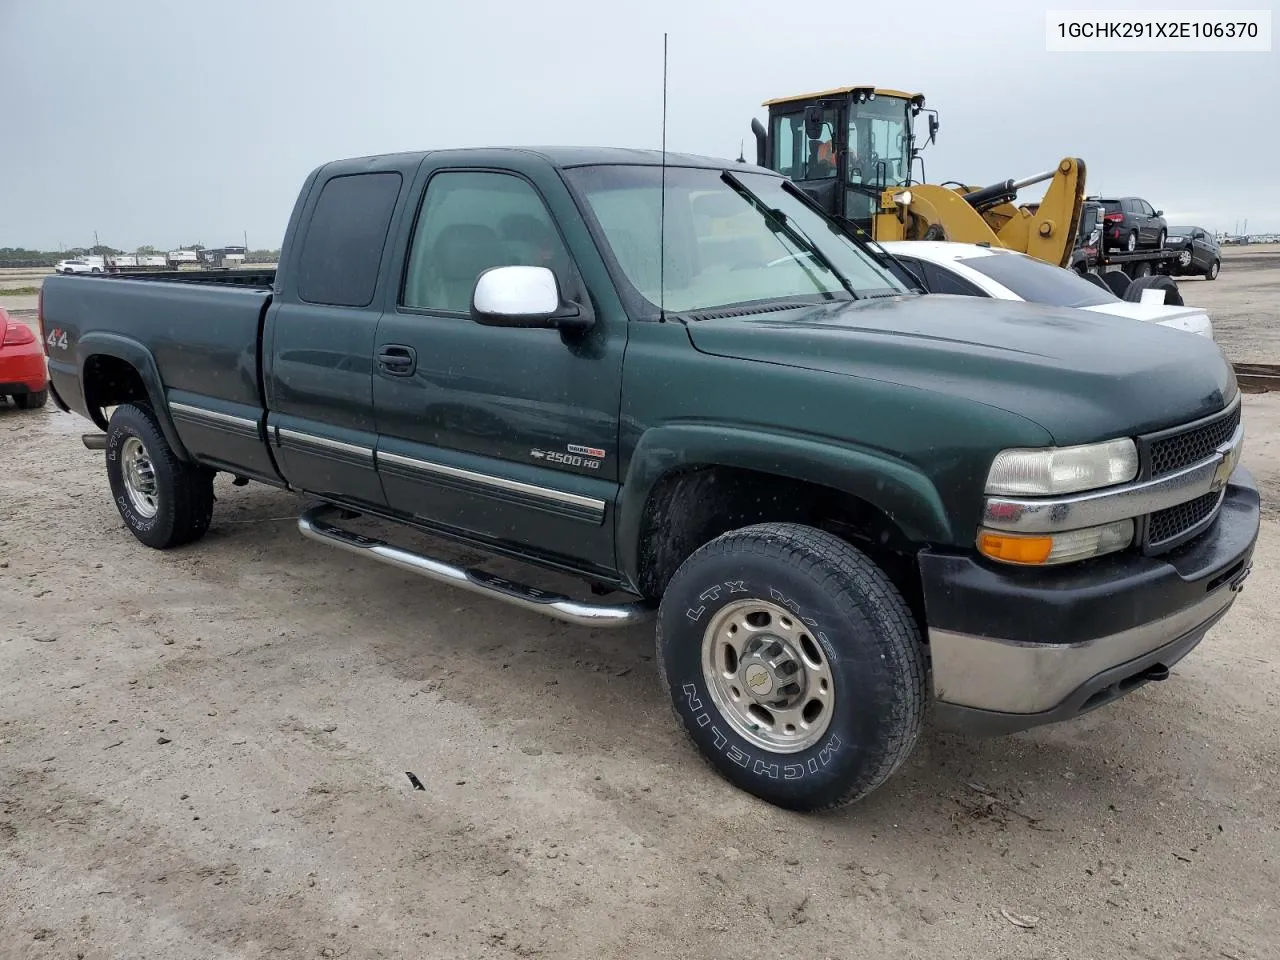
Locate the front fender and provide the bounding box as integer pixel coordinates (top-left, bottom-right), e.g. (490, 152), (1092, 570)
(615, 423), (952, 583)
(77, 332), (191, 461)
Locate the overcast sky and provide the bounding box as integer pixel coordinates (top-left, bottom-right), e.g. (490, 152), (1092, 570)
(1, 0), (1274, 251)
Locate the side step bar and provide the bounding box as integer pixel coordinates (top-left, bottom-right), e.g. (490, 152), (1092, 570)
(297, 504), (653, 628)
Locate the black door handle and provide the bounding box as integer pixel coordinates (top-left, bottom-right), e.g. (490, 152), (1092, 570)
(378, 345), (417, 376)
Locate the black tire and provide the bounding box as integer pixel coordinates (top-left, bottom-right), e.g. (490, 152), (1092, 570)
(1156, 229), (1166, 249)
(1130, 260), (1152, 280)
(1081, 270), (1109, 291)
(14, 389), (47, 410)
(1101, 270), (1132, 297)
(1125, 230), (1138, 253)
(1123, 274), (1183, 306)
(105, 402), (214, 549)
(656, 522), (926, 812)
(1206, 259), (1220, 280)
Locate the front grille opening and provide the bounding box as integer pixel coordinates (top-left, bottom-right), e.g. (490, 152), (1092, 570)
(1148, 404), (1240, 477)
(1148, 490), (1221, 546)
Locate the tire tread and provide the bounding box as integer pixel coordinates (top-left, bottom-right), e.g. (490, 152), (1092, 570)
(656, 521), (926, 812)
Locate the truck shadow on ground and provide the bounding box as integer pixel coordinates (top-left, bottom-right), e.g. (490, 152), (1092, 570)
(194, 479), (1215, 842)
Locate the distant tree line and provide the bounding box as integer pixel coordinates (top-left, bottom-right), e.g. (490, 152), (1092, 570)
(0, 245), (281, 268)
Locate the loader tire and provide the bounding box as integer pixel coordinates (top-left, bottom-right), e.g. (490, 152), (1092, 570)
(1123, 274), (1182, 306)
(1101, 270), (1132, 297)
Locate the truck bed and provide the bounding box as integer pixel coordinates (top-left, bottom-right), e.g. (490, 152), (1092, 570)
(99, 268), (277, 288)
(41, 271), (279, 481)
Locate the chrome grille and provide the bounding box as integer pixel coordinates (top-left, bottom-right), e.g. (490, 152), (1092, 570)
(1148, 402), (1241, 478)
(1140, 398), (1240, 551)
(1147, 490), (1223, 548)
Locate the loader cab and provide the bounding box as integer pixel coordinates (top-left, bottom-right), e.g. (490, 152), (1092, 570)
(753, 86), (934, 234)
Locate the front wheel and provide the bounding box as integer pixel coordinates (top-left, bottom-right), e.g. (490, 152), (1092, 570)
(105, 402), (215, 549)
(656, 522), (927, 812)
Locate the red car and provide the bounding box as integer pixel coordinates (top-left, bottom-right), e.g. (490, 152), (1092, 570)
(0, 306), (48, 409)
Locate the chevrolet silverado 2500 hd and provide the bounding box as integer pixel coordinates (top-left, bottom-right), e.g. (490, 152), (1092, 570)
(39, 147), (1259, 811)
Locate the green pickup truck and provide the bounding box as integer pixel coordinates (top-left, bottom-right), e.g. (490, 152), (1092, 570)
(39, 146), (1258, 811)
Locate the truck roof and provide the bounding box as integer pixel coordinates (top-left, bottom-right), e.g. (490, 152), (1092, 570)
(317, 146), (772, 174)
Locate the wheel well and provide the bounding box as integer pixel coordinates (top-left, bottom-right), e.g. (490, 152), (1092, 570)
(83, 354), (149, 429)
(634, 464), (926, 630)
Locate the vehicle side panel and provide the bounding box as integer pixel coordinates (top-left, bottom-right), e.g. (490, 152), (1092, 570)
(40, 274), (280, 481)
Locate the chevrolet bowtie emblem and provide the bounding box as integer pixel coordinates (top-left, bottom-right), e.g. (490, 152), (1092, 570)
(1210, 439), (1239, 492)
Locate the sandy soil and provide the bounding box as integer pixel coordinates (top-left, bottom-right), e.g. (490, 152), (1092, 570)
(1179, 245), (1280, 364)
(2, 259), (1279, 960)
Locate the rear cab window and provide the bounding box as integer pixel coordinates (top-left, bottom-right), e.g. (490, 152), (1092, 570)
(296, 172), (403, 307)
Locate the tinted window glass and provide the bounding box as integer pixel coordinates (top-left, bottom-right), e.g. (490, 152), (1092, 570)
(1099, 200), (1121, 215)
(402, 171), (573, 314)
(297, 172), (402, 307)
(922, 262), (987, 297)
(883, 255), (924, 289)
(957, 253), (1118, 308)
(771, 110), (838, 181)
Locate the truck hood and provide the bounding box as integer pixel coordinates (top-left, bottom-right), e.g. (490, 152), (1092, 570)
(683, 294), (1235, 444)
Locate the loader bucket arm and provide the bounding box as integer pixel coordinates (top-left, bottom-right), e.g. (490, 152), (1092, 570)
(873, 185), (1004, 246)
(990, 158), (1086, 268)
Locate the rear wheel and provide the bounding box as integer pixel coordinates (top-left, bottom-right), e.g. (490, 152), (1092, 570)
(1125, 230), (1138, 253)
(105, 402), (214, 549)
(1207, 259), (1220, 280)
(1156, 229), (1167, 249)
(14, 389), (47, 410)
(656, 522), (926, 812)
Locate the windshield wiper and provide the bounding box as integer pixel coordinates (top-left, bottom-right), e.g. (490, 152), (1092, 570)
(720, 171), (857, 298)
(775, 179), (927, 294)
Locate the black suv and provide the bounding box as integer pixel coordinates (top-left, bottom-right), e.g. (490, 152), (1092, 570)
(1093, 196), (1167, 252)
(1167, 225), (1222, 280)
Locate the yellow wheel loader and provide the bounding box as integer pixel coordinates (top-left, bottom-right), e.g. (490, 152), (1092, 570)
(748, 86), (1087, 268)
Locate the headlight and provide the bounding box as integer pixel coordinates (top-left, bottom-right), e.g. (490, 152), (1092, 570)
(984, 438), (1138, 496)
(978, 519), (1134, 566)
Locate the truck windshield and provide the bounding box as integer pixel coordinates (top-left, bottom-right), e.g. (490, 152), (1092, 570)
(565, 164), (907, 314)
(957, 253), (1119, 308)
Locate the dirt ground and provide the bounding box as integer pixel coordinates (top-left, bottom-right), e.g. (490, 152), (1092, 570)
(2, 253), (1279, 960)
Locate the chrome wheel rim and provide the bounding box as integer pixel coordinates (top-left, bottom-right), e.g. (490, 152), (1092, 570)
(700, 599), (835, 754)
(1178, 250), (1191, 266)
(121, 436), (159, 518)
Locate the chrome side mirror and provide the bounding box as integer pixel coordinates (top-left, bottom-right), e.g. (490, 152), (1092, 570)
(470, 265), (593, 331)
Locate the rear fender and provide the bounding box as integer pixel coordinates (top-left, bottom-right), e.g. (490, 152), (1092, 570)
(615, 423), (952, 585)
(78, 332), (191, 461)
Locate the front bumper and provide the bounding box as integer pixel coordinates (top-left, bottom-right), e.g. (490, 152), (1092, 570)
(919, 465), (1259, 735)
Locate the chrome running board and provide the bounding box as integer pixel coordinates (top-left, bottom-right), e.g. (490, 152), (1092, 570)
(297, 504), (653, 628)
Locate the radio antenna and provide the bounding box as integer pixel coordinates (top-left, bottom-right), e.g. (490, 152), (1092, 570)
(658, 31), (668, 323)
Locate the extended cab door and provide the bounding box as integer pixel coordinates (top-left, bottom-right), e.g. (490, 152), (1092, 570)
(262, 158), (419, 508)
(370, 155), (626, 575)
